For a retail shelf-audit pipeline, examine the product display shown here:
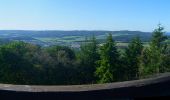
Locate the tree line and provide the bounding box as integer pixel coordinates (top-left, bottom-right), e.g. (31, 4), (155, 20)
(0, 25), (169, 85)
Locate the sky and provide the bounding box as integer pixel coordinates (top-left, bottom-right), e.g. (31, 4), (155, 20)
(0, 0), (170, 32)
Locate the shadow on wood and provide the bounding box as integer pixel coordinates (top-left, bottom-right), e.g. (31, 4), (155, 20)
(1, 73), (170, 100)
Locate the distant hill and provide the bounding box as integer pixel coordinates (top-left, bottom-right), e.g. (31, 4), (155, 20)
(0, 30), (151, 37)
(0, 30), (153, 47)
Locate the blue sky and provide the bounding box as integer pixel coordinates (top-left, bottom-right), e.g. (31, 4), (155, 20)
(0, 0), (170, 31)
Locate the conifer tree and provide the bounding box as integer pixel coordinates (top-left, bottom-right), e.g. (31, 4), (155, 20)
(139, 24), (168, 77)
(124, 37), (143, 80)
(95, 33), (120, 83)
(78, 35), (99, 83)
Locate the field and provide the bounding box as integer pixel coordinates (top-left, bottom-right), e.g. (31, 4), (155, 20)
(0, 30), (169, 48)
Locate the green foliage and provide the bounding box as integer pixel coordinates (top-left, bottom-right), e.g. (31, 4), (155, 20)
(139, 24), (169, 77)
(161, 44), (170, 72)
(0, 42), (79, 85)
(41, 45), (78, 85)
(95, 33), (120, 83)
(77, 35), (99, 84)
(150, 24), (168, 48)
(124, 37), (143, 80)
(0, 41), (38, 84)
(0, 25), (169, 85)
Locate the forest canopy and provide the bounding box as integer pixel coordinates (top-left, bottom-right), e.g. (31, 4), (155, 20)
(0, 25), (169, 85)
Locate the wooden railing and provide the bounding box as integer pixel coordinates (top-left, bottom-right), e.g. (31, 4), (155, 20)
(1, 73), (170, 100)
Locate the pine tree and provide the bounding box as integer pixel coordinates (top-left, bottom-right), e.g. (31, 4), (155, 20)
(139, 24), (168, 77)
(124, 37), (143, 80)
(150, 24), (167, 49)
(95, 33), (120, 83)
(78, 35), (99, 83)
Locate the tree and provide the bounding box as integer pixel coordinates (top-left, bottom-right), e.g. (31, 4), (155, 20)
(77, 35), (99, 84)
(124, 37), (143, 80)
(139, 24), (168, 77)
(160, 44), (170, 72)
(0, 41), (38, 84)
(45, 45), (77, 85)
(95, 33), (120, 83)
(150, 24), (167, 49)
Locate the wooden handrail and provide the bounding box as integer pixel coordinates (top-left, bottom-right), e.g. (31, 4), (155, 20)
(0, 73), (170, 100)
